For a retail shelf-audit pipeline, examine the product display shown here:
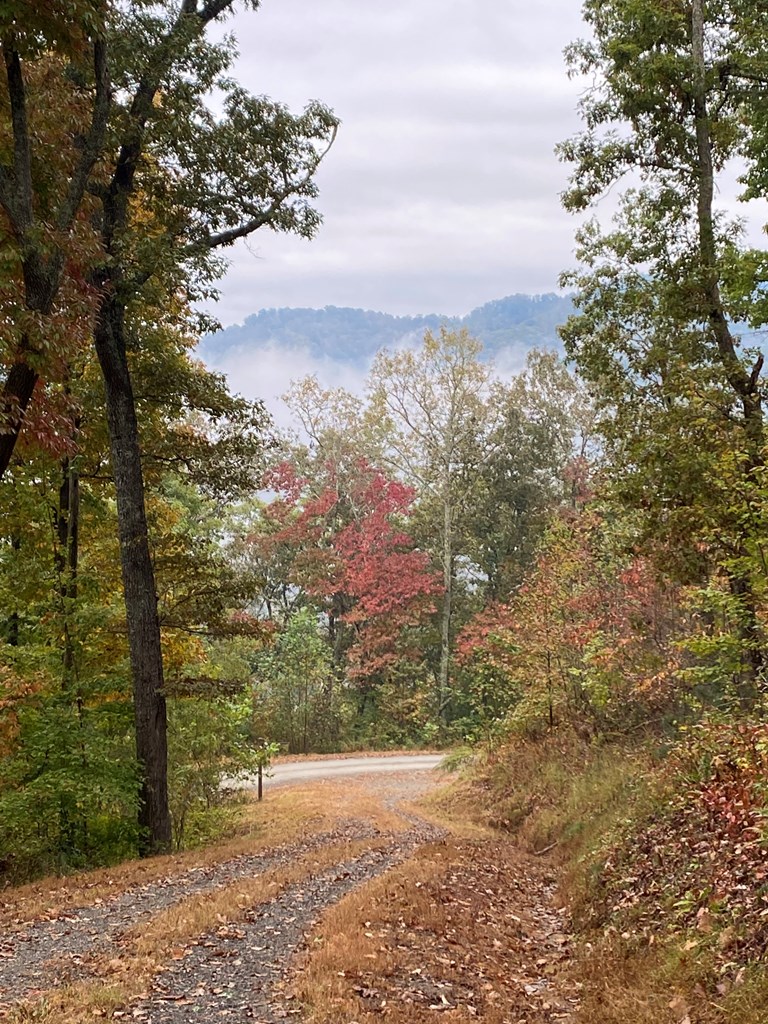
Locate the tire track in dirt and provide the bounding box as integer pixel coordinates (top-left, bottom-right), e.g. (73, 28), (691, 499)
(122, 776), (445, 1023)
(0, 773), (442, 1019)
(0, 823), (379, 1007)
(128, 836), (440, 1022)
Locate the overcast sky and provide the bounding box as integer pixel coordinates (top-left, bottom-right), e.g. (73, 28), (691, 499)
(205, 0), (589, 326)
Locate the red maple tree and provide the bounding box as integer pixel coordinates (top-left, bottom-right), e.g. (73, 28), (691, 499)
(253, 459), (441, 684)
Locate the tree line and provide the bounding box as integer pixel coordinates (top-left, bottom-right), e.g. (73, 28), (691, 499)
(5, 0), (768, 895)
(0, 1), (583, 877)
(242, 337), (589, 752)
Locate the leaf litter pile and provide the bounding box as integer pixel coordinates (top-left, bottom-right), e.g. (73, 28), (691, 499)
(294, 838), (581, 1024)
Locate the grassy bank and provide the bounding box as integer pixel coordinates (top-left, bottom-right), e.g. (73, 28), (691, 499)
(455, 724), (768, 1024)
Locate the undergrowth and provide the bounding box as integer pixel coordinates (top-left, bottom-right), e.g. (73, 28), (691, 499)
(471, 721), (768, 1024)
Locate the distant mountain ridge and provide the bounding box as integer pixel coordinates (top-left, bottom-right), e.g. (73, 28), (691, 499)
(200, 293), (573, 368)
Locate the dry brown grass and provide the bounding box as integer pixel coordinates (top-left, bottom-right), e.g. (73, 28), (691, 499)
(445, 736), (768, 1024)
(570, 937), (768, 1024)
(414, 777), (500, 839)
(0, 773), (431, 1024)
(574, 946), (682, 1024)
(2, 835), (388, 1024)
(295, 845), (467, 1024)
(128, 836), (386, 955)
(0, 776), (407, 929)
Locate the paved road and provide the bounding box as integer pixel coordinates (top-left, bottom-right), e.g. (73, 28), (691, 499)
(234, 754), (445, 791)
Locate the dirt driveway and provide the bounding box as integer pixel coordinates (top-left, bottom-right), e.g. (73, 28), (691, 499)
(0, 766), (578, 1024)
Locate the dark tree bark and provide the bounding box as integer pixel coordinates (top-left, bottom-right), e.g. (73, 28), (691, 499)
(0, 36), (109, 477)
(692, 0), (765, 697)
(55, 443), (91, 858)
(0, 359), (40, 479)
(94, 292), (171, 854)
(86, 6), (217, 856)
(56, 449), (80, 682)
(6, 533), (20, 647)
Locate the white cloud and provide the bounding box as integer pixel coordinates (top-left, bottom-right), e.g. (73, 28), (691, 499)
(208, 341), (370, 431)
(201, 0), (768, 354)
(187, 0), (768, 445)
(203, 319), (538, 438)
(203, 0), (588, 323)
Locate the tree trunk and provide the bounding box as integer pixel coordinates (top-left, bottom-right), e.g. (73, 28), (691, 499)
(0, 35), (108, 481)
(94, 293), (171, 855)
(691, 0), (765, 695)
(728, 569), (765, 707)
(7, 532), (20, 646)
(55, 447), (88, 858)
(437, 492), (453, 722)
(56, 454), (80, 684)
(691, 0), (764, 449)
(0, 357), (39, 479)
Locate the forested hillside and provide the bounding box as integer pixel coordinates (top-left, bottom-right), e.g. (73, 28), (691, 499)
(451, 2), (768, 1020)
(200, 292), (572, 368)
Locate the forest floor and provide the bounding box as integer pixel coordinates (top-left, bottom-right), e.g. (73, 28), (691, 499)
(0, 769), (578, 1024)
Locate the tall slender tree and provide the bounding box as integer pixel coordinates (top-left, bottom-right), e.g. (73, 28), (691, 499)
(2, 1), (338, 852)
(369, 328), (501, 719)
(560, 0), (768, 699)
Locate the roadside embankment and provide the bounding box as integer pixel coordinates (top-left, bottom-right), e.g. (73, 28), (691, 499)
(448, 726), (768, 1024)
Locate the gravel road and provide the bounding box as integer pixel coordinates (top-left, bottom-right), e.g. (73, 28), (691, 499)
(0, 770), (444, 1021)
(0, 821), (378, 1005)
(234, 753), (446, 791)
(131, 800), (444, 1023)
